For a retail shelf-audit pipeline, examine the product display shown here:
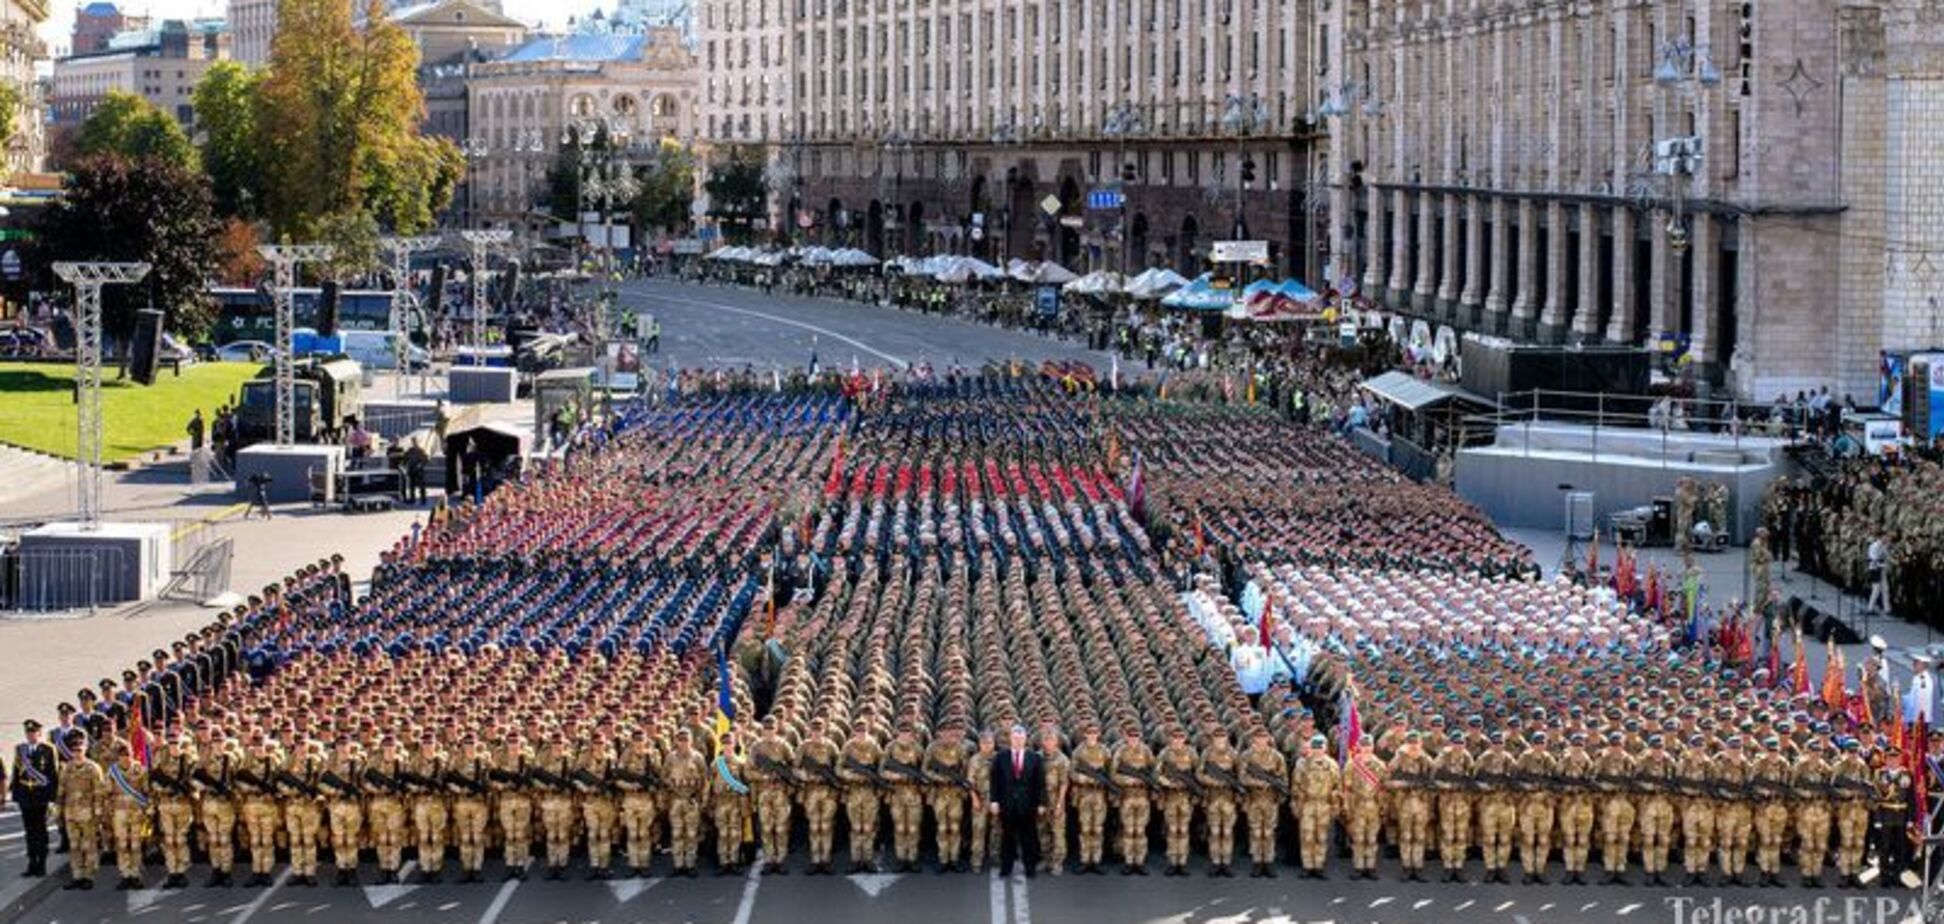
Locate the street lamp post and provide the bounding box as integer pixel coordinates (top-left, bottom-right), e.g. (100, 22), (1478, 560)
(1317, 80), (1381, 289)
(879, 130), (912, 255)
(989, 120), (1022, 264)
(1222, 92), (1271, 242)
(1103, 102), (1147, 277)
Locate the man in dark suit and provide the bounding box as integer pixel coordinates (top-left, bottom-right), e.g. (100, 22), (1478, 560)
(988, 723), (1046, 877)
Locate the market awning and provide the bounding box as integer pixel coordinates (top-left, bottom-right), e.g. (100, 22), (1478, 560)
(1359, 370), (1496, 413)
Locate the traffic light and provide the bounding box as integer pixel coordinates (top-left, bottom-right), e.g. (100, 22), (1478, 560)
(1121, 161), (1137, 183)
(1241, 158), (1257, 186)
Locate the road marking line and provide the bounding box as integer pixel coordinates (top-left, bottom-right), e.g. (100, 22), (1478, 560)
(1495, 900), (1516, 911)
(1009, 873), (1031, 924)
(989, 869), (1006, 924)
(477, 878), (519, 924)
(729, 850), (764, 924)
(631, 292), (910, 369)
(1370, 897), (1393, 908)
(0, 832), (21, 842)
(1618, 902), (1642, 915)
(1453, 899), (1475, 911)
(229, 868), (290, 924)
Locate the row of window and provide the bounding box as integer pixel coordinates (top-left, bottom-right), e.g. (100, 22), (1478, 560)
(706, 0), (1290, 34)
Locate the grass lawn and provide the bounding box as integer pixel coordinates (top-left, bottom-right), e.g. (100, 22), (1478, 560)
(0, 362), (261, 462)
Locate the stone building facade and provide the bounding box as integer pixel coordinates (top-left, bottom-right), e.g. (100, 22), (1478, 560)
(1, 0), (45, 173)
(1327, 0), (1944, 399)
(464, 28), (698, 234)
(49, 19), (228, 131)
(696, 0), (1941, 397)
(696, 0), (1318, 276)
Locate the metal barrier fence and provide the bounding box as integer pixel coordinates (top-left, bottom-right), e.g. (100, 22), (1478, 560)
(1463, 388), (1785, 464)
(157, 536), (232, 606)
(1, 545), (131, 612)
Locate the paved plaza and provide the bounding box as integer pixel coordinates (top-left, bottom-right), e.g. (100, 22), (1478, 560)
(0, 282), (1933, 924)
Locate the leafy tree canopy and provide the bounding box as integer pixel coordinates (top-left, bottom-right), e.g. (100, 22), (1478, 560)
(192, 61), (263, 218)
(72, 91), (197, 170)
(254, 0), (460, 237)
(38, 155), (221, 340)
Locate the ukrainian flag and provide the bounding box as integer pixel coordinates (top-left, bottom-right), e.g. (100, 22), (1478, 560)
(714, 640), (735, 741)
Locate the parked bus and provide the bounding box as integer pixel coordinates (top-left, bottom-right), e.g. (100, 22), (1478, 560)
(208, 287), (398, 345)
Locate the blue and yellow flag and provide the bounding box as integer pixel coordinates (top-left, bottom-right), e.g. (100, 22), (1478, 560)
(713, 640), (735, 741)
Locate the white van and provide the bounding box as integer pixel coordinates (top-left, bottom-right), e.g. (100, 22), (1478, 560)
(339, 330), (429, 371)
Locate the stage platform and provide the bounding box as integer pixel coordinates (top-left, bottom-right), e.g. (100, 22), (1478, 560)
(1455, 422), (1790, 545)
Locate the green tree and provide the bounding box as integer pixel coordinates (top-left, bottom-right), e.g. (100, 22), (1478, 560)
(254, 0), (461, 236)
(71, 91), (197, 170)
(704, 144), (766, 235)
(38, 155), (221, 341)
(544, 124), (610, 224)
(631, 139), (695, 234)
(313, 209), (381, 280)
(192, 61), (263, 218)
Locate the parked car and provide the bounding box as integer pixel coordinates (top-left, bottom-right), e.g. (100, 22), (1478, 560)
(0, 326), (50, 357)
(215, 340), (278, 362)
(339, 329), (430, 371)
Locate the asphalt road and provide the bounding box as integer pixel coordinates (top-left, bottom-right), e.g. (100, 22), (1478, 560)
(6, 847), (1878, 924)
(615, 278), (1118, 372)
(3, 284), (1919, 922)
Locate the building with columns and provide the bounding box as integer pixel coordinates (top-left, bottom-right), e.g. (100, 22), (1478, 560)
(694, 0), (1944, 399)
(463, 27), (699, 234)
(1321, 0), (1944, 399)
(697, 0), (1317, 275)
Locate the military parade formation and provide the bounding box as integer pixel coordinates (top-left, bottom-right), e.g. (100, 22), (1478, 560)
(2, 370), (1931, 893)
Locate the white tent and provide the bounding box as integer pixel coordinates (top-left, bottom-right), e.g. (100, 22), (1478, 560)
(1022, 261), (1080, 284)
(831, 248), (879, 267)
(935, 256), (1004, 284)
(1063, 270), (1126, 295)
(1125, 268), (1191, 300)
